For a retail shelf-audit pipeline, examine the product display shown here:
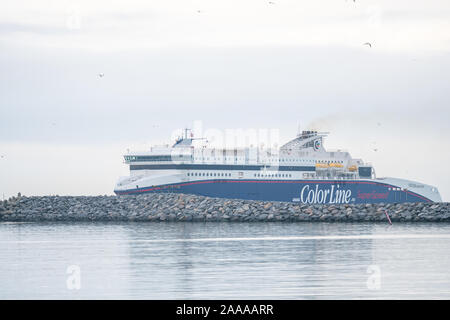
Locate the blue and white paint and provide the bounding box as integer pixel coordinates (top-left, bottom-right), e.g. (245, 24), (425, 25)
(114, 130), (442, 203)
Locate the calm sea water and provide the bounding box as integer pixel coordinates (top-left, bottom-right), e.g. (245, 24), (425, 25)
(1, 221), (450, 299)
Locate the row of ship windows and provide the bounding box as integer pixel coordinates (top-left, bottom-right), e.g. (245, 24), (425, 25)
(254, 173), (292, 178)
(192, 158), (344, 163)
(126, 156), (345, 164)
(187, 172), (232, 177)
(186, 172), (293, 178)
(317, 160), (344, 164)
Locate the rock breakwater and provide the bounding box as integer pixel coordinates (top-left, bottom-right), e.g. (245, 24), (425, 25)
(1, 193), (449, 222)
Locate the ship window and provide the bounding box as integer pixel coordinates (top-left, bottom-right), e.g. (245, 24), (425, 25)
(187, 173), (190, 176)
(128, 155), (173, 162)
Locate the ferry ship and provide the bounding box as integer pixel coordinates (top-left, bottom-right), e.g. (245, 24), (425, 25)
(114, 129), (442, 204)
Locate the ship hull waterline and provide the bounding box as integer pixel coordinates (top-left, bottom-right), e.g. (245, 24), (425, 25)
(114, 179), (434, 204)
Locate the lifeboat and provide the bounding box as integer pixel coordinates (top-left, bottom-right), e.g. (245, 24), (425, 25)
(329, 163), (344, 168)
(348, 165), (357, 172)
(315, 163), (329, 168)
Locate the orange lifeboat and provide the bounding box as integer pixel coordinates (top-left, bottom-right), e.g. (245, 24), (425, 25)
(329, 163), (344, 168)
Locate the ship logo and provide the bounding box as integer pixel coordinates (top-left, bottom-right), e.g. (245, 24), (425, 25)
(300, 184), (352, 204)
(313, 139), (321, 151)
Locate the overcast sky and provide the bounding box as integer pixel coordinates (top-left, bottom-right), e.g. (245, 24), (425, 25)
(1, 0), (450, 200)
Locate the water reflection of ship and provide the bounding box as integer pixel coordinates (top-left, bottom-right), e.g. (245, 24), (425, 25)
(123, 223), (378, 299)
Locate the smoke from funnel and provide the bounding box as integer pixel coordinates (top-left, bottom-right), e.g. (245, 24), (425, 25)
(305, 113), (341, 132)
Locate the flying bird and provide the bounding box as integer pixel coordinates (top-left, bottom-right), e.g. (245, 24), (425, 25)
(363, 42), (372, 48)
(268, 1), (275, 4)
(98, 73), (104, 78)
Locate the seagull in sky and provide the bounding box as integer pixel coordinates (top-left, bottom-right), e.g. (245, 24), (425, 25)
(363, 42), (372, 48)
(98, 73), (104, 78)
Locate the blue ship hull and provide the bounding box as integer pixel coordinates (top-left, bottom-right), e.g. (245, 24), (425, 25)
(114, 179), (433, 203)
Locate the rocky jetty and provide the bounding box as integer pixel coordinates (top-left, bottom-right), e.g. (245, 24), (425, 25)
(0, 193), (449, 222)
